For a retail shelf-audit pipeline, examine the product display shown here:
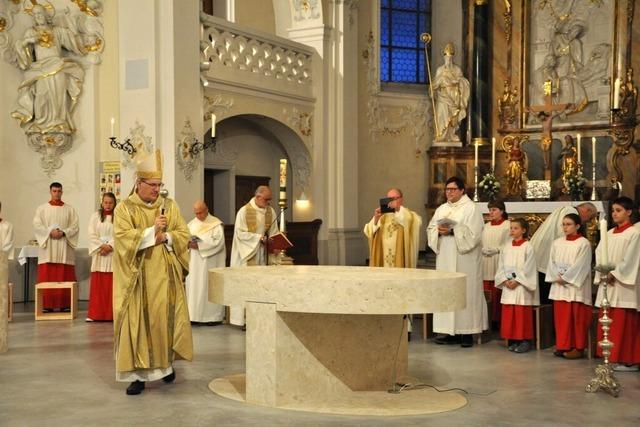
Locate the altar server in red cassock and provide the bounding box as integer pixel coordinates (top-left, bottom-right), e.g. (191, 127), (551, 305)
(86, 192), (116, 321)
(595, 197), (640, 371)
(33, 182), (79, 311)
(495, 218), (539, 353)
(481, 200), (511, 327)
(546, 213), (592, 359)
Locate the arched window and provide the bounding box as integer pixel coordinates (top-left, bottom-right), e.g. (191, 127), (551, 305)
(380, 0), (432, 85)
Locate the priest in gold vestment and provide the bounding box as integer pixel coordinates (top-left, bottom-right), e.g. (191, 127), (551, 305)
(364, 188), (422, 337)
(113, 150), (192, 396)
(363, 188), (422, 269)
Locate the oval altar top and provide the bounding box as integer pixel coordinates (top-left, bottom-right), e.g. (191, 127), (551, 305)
(208, 265), (466, 315)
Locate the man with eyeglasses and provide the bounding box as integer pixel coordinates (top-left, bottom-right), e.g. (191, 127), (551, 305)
(113, 150), (192, 396)
(427, 176), (488, 348)
(33, 182), (79, 312)
(229, 185), (279, 327)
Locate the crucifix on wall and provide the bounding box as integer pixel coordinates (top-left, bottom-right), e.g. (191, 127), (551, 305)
(526, 81), (573, 180)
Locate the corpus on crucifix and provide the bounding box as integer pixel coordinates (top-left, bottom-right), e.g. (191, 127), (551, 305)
(526, 80), (573, 180)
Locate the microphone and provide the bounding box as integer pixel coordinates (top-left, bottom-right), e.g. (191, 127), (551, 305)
(159, 189), (169, 215)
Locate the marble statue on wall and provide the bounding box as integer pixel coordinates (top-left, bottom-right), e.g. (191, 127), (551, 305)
(0, 0), (104, 175)
(432, 43), (470, 144)
(527, 0), (612, 125)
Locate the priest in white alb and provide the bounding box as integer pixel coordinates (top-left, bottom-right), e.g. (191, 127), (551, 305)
(427, 177), (488, 347)
(33, 182), (79, 311)
(1, 200), (14, 352)
(530, 202), (597, 303)
(185, 200), (226, 324)
(229, 186), (278, 326)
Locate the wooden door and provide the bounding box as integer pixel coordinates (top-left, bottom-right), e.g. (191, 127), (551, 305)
(235, 175), (270, 213)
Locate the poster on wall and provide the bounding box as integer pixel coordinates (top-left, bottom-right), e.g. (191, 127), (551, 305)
(100, 161), (122, 201)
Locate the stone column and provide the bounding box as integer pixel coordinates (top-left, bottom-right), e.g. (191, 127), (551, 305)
(470, 0), (490, 146)
(0, 282), (7, 353)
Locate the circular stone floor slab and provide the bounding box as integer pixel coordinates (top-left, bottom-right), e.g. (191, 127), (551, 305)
(210, 374), (467, 416)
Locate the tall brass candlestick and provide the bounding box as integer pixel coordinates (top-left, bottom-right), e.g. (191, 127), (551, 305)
(586, 263), (620, 397)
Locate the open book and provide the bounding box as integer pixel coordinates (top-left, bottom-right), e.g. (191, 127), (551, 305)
(268, 232), (294, 253)
(436, 217), (457, 227)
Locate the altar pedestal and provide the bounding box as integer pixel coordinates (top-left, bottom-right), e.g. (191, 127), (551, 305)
(208, 266), (468, 416)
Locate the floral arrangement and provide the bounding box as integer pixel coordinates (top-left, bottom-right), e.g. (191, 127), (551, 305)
(565, 170), (587, 200)
(478, 172), (500, 201)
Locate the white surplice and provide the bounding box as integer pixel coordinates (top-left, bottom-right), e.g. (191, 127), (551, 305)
(495, 241), (539, 306)
(33, 203), (79, 266)
(185, 214), (226, 322)
(481, 220), (511, 281)
(594, 226), (640, 310)
(427, 194), (488, 335)
(0, 219), (15, 286)
(229, 198), (278, 326)
(88, 212), (114, 273)
(530, 206), (578, 273)
(545, 236), (592, 304)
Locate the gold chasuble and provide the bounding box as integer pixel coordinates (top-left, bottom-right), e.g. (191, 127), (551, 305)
(113, 193), (193, 376)
(364, 206), (422, 268)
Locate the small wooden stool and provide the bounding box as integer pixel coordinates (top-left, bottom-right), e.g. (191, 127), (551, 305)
(35, 282), (77, 321)
(7, 283), (12, 322)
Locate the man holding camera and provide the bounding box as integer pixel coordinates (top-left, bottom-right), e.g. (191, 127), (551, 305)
(364, 188), (422, 269)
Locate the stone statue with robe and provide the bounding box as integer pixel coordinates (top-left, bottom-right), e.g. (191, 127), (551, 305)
(427, 188), (488, 341)
(113, 150), (192, 394)
(432, 43), (470, 143)
(229, 187), (278, 327)
(185, 202), (226, 323)
(11, 4), (85, 137)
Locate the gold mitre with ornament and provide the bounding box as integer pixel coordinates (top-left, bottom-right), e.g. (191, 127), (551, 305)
(443, 42), (455, 56)
(133, 148), (163, 180)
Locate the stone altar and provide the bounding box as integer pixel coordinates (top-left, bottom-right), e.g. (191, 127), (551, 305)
(208, 265), (468, 415)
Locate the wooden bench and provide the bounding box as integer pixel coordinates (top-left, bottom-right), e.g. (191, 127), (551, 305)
(35, 282), (77, 321)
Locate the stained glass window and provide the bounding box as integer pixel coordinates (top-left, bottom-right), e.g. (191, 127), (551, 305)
(380, 0), (431, 84)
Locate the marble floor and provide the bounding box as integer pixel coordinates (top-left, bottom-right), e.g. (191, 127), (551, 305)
(1, 304), (639, 426)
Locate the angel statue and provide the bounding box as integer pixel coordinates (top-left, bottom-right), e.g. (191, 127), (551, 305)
(10, 1), (85, 137)
(502, 135), (528, 198)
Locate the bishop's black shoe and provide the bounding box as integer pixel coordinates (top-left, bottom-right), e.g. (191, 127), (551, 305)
(460, 334), (474, 348)
(126, 381), (145, 395)
(162, 371), (175, 384)
(434, 334), (461, 345)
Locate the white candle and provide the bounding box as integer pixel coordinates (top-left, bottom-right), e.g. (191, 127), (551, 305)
(613, 77), (621, 109)
(279, 159), (287, 188)
(491, 137), (496, 170)
(599, 216), (609, 266)
(592, 137), (596, 164)
(110, 117), (115, 137)
(474, 141), (478, 168)
(211, 113), (216, 138)
(576, 133), (581, 163)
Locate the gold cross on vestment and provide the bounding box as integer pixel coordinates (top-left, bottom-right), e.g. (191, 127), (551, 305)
(526, 80), (573, 180)
(384, 248), (395, 266)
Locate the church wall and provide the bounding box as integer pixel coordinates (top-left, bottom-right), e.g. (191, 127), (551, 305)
(0, 0), (125, 300)
(234, 0), (276, 35)
(355, 2), (465, 261)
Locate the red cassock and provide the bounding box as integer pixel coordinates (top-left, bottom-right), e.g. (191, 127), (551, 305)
(501, 304), (533, 340)
(554, 300), (592, 351)
(37, 263), (76, 309)
(596, 307), (640, 364)
(87, 272), (113, 320)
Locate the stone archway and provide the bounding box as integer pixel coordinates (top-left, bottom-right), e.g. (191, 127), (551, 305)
(202, 114), (313, 224)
